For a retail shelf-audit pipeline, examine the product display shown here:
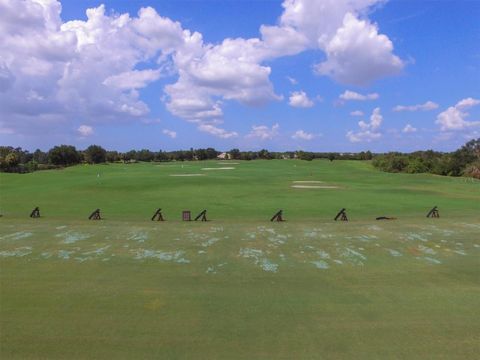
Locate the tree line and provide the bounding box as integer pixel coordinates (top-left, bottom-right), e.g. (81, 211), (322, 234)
(372, 138), (480, 179)
(1, 139), (478, 179)
(0, 145), (373, 174)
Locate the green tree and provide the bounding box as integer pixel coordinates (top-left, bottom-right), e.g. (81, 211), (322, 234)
(5, 152), (19, 167)
(297, 151), (315, 161)
(462, 138), (480, 159)
(364, 151), (373, 160)
(48, 145), (81, 166)
(258, 149), (272, 159)
(155, 150), (169, 162)
(124, 150), (137, 161)
(106, 151), (120, 162)
(195, 149), (208, 160)
(84, 145), (107, 164)
(33, 149), (48, 164)
(229, 149), (240, 160)
(463, 160), (480, 179)
(136, 149), (155, 162)
(405, 158), (427, 174)
(205, 148), (218, 159)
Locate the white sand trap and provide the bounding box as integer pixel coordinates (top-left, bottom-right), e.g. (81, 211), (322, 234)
(292, 180), (324, 183)
(169, 174), (205, 177)
(217, 162), (240, 165)
(291, 185), (339, 189)
(201, 167), (235, 170)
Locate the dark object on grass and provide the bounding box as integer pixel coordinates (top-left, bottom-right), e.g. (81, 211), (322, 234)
(270, 210), (285, 222)
(30, 207), (40, 218)
(182, 211), (191, 221)
(376, 216), (396, 220)
(151, 208), (164, 221)
(88, 209), (101, 220)
(334, 208), (348, 221)
(426, 206), (440, 218)
(194, 209), (208, 222)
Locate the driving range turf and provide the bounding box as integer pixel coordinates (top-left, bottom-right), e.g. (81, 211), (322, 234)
(1, 160), (479, 358)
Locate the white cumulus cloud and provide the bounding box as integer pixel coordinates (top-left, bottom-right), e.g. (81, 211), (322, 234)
(436, 98), (480, 131)
(197, 124), (238, 139)
(247, 123), (280, 140)
(0, 0), (404, 140)
(77, 125), (93, 137)
(273, 0), (404, 86)
(350, 110), (364, 116)
(162, 129), (177, 138)
(288, 91), (314, 108)
(346, 107), (383, 142)
(103, 69), (162, 90)
(286, 76), (298, 85)
(456, 98), (480, 109)
(0, 1), (185, 135)
(314, 12), (404, 86)
(292, 129), (315, 140)
(393, 101), (438, 112)
(402, 124), (417, 133)
(339, 90), (379, 101)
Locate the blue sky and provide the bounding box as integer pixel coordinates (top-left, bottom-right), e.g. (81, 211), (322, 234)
(1, 0), (479, 152)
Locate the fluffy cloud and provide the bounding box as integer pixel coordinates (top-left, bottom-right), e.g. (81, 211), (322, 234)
(456, 98), (480, 109)
(197, 124), (238, 139)
(164, 36), (283, 129)
(264, 1), (403, 86)
(162, 129), (177, 138)
(161, 26), (287, 137)
(286, 76), (298, 85)
(339, 90), (379, 101)
(436, 98), (480, 131)
(103, 70), (162, 90)
(402, 124), (417, 133)
(77, 125), (93, 137)
(246, 124), (280, 140)
(0, 1), (185, 136)
(393, 101), (438, 112)
(288, 91), (314, 108)
(350, 110), (364, 116)
(292, 130), (315, 140)
(346, 107), (383, 142)
(314, 13), (403, 85)
(0, 0), (403, 140)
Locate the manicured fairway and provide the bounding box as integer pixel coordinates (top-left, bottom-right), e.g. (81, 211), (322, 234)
(1, 160), (479, 359)
(1, 160), (479, 221)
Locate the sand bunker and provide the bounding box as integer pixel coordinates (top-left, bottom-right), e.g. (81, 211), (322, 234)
(292, 180), (324, 183)
(169, 174), (205, 177)
(201, 167), (235, 170)
(291, 181), (338, 189)
(291, 185), (339, 189)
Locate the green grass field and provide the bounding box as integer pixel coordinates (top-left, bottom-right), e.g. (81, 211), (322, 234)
(1, 160), (479, 359)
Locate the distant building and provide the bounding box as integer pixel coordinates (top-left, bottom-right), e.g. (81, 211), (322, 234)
(217, 152), (230, 160)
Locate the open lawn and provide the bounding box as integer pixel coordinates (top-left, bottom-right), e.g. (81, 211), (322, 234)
(1, 160), (479, 358)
